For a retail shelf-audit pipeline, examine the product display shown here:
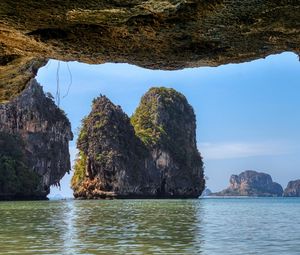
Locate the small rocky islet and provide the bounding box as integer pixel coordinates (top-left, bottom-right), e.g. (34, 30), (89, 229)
(212, 170), (283, 197)
(210, 171), (300, 197)
(283, 180), (300, 197)
(71, 87), (205, 199)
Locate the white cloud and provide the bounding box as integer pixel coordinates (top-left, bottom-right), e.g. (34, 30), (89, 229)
(198, 141), (298, 160)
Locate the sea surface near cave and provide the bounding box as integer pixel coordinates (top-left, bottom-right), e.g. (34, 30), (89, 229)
(0, 198), (299, 255)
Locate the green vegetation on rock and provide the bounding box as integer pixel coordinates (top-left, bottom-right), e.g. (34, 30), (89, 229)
(71, 95), (150, 198)
(71, 88), (205, 199)
(0, 80), (73, 199)
(0, 132), (40, 198)
(71, 151), (87, 192)
(131, 88), (182, 146)
(131, 87), (200, 166)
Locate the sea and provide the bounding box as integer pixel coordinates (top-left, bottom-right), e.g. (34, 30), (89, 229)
(0, 198), (299, 255)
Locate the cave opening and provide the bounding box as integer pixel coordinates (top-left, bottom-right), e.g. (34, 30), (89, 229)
(31, 52), (300, 198)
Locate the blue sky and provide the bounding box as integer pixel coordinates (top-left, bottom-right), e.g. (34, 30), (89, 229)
(36, 52), (300, 198)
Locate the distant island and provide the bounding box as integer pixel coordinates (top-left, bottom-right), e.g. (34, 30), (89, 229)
(212, 170), (283, 197)
(283, 180), (300, 197)
(71, 87), (205, 199)
(201, 188), (212, 197)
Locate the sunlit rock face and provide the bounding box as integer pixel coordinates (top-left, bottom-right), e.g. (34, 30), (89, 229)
(1, 1), (300, 102)
(0, 79), (73, 199)
(284, 180), (300, 197)
(213, 170), (283, 197)
(72, 88), (204, 199)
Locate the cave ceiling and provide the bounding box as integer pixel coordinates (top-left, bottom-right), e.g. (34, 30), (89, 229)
(1, 0), (300, 102)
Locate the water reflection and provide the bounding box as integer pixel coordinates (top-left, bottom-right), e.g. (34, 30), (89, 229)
(0, 201), (72, 254)
(0, 200), (205, 254)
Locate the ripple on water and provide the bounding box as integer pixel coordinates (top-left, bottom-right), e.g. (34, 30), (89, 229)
(0, 198), (300, 254)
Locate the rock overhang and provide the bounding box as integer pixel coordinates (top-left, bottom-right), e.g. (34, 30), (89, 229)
(1, 0), (300, 102)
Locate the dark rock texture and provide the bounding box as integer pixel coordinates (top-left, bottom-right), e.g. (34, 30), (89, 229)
(0, 79), (73, 199)
(0, 132), (40, 199)
(1, 1), (300, 102)
(132, 87), (205, 198)
(283, 180), (300, 197)
(214, 170), (283, 197)
(72, 88), (204, 199)
(71, 95), (159, 199)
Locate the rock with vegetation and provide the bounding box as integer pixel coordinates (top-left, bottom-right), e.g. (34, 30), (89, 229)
(71, 95), (160, 199)
(72, 88), (204, 199)
(214, 170), (283, 197)
(1, 1), (300, 102)
(131, 87), (205, 198)
(0, 132), (40, 199)
(0, 79), (73, 199)
(283, 180), (300, 197)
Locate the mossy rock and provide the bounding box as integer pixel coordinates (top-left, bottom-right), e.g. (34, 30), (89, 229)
(0, 132), (40, 199)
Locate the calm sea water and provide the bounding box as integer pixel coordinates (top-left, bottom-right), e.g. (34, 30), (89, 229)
(0, 198), (300, 255)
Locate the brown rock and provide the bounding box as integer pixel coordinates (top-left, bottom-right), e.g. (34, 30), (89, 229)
(213, 170), (283, 197)
(1, 1), (300, 102)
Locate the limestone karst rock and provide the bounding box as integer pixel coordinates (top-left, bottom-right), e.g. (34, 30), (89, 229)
(0, 79), (73, 199)
(71, 95), (159, 199)
(214, 170), (283, 197)
(1, 1), (300, 102)
(71, 88), (204, 198)
(283, 180), (300, 197)
(131, 87), (205, 198)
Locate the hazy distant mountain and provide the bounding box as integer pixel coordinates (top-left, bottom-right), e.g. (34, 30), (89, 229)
(201, 188), (212, 197)
(284, 180), (300, 197)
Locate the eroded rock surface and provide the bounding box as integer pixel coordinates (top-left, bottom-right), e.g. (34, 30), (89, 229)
(214, 170), (283, 197)
(72, 88), (204, 199)
(132, 87), (205, 198)
(0, 79), (73, 199)
(71, 95), (159, 199)
(283, 180), (300, 197)
(1, 1), (300, 101)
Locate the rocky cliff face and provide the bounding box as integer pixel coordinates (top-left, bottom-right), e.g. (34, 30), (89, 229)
(71, 95), (159, 199)
(131, 87), (205, 197)
(1, 1), (300, 102)
(72, 88), (204, 199)
(214, 170), (283, 197)
(0, 79), (73, 199)
(283, 180), (300, 197)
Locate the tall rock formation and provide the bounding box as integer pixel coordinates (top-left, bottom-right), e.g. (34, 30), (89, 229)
(71, 95), (159, 199)
(214, 170), (283, 197)
(131, 87), (205, 197)
(0, 79), (73, 199)
(283, 180), (300, 197)
(72, 88), (204, 199)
